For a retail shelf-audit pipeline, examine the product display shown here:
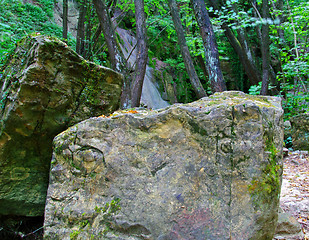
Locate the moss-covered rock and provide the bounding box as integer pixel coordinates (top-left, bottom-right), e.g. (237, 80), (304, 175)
(0, 34), (123, 216)
(44, 91), (284, 239)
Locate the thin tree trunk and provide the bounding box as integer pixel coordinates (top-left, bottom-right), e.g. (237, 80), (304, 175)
(84, 1), (93, 58)
(273, 0), (285, 43)
(90, 24), (102, 56)
(197, 55), (209, 83)
(131, 0), (148, 107)
(253, 0), (280, 94)
(168, 0), (206, 98)
(76, 2), (86, 56)
(93, 0), (132, 108)
(62, 0), (68, 41)
(93, 0), (119, 71)
(286, 0), (308, 93)
(225, 26), (261, 85)
(232, 3), (256, 67)
(260, 0), (270, 95)
(252, 0), (263, 41)
(209, 0), (262, 85)
(192, 0), (226, 93)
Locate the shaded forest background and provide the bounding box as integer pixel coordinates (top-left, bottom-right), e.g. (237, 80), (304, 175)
(0, 0), (308, 119)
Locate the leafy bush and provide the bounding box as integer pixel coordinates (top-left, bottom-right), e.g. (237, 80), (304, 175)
(248, 81), (276, 95)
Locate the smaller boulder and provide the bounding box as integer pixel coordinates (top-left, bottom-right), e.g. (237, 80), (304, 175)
(273, 210), (304, 240)
(290, 113), (309, 150)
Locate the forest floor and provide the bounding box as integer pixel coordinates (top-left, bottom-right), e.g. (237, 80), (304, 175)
(280, 150), (309, 238)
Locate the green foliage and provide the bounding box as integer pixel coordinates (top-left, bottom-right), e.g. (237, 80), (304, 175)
(272, 0), (309, 120)
(248, 81), (276, 95)
(94, 198), (121, 217)
(248, 82), (263, 95)
(0, 0), (308, 114)
(70, 229), (82, 240)
(35, 0), (54, 18)
(285, 136), (293, 149)
(146, 13), (178, 61)
(0, 0), (74, 68)
(280, 83), (309, 120)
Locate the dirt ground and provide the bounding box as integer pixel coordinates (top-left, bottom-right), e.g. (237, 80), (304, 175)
(280, 150), (309, 238)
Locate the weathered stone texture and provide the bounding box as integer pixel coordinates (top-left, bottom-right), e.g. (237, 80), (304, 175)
(44, 91), (284, 239)
(0, 34), (123, 216)
(274, 210), (305, 240)
(290, 113), (309, 150)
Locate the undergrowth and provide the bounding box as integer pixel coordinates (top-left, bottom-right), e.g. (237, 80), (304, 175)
(0, 0), (75, 69)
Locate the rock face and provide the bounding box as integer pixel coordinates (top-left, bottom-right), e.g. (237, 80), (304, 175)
(44, 91), (284, 239)
(0, 34), (123, 216)
(290, 113), (309, 150)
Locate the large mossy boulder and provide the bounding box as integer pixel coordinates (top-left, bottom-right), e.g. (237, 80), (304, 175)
(44, 91), (284, 240)
(0, 34), (123, 216)
(290, 113), (309, 150)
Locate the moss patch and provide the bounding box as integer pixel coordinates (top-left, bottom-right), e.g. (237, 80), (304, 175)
(248, 135), (282, 208)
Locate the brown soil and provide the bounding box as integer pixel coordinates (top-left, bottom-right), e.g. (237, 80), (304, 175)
(280, 150), (309, 239)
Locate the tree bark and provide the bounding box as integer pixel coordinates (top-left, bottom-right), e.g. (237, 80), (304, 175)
(209, 0), (262, 86)
(232, 3), (257, 68)
(273, 0), (286, 43)
(131, 0), (148, 107)
(76, 2), (86, 56)
(260, 0), (270, 95)
(84, 1), (93, 58)
(168, 0), (206, 98)
(62, 0), (68, 41)
(93, 0), (120, 71)
(93, 0), (132, 108)
(192, 0), (226, 93)
(196, 55), (209, 83)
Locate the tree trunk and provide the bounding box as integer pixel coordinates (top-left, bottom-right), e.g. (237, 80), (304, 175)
(252, 0), (263, 41)
(196, 55), (209, 83)
(93, 0), (132, 108)
(131, 0), (148, 107)
(192, 0), (226, 93)
(232, 3), (257, 68)
(260, 0), (270, 95)
(209, 0), (262, 86)
(62, 0), (68, 41)
(168, 0), (206, 98)
(274, 0), (286, 43)
(90, 24), (102, 57)
(76, 2), (86, 56)
(93, 0), (120, 71)
(224, 26), (262, 85)
(84, 1), (93, 58)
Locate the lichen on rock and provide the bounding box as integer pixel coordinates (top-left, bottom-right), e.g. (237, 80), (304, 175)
(44, 91), (284, 239)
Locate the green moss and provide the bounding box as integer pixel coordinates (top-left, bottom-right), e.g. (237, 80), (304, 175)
(78, 60), (109, 106)
(209, 92), (275, 109)
(70, 229), (81, 240)
(205, 100), (220, 106)
(248, 135), (282, 208)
